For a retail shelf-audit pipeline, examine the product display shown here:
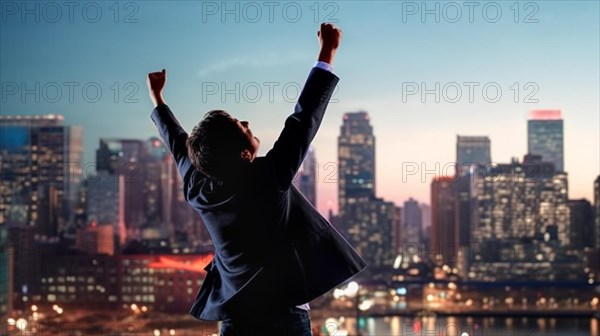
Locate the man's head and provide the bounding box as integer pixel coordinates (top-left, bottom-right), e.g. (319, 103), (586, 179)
(187, 110), (260, 179)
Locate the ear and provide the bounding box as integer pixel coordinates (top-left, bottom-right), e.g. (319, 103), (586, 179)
(241, 149), (252, 162)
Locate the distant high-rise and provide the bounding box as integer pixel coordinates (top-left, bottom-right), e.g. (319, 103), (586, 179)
(456, 135), (491, 247)
(143, 137), (173, 237)
(94, 138), (174, 240)
(469, 156), (574, 281)
(96, 139), (146, 235)
(338, 112), (375, 217)
(86, 172), (126, 245)
(420, 203), (431, 240)
(346, 198), (395, 268)
(402, 198), (423, 246)
(293, 146), (317, 207)
(456, 136), (491, 174)
(431, 177), (459, 266)
(527, 110), (564, 172)
(473, 156), (569, 244)
(595, 176), (600, 249)
(337, 112), (394, 268)
(0, 114), (82, 236)
(393, 206), (403, 253)
(96, 139), (146, 239)
(567, 199), (593, 250)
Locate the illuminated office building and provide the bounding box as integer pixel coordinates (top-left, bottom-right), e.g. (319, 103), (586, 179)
(0, 114), (82, 236)
(469, 155), (576, 281)
(338, 112), (395, 268)
(120, 253), (212, 313)
(338, 112), (375, 217)
(456, 136), (491, 246)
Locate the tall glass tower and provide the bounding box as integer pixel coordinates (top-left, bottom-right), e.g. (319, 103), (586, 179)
(338, 112), (394, 268)
(338, 112), (375, 217)
(456, 136), (491, 246)
(527, 110), (564, 172)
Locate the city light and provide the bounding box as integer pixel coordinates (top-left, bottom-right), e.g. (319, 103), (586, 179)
(15, 318), (27, 331)
(345, 282), (359, 297)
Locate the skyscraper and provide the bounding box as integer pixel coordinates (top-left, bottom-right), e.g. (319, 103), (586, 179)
(293, 146), (317, 207)
(456, 135), (491, 174)
(92, 138), (177, 241)
(567, 199), (594, 250)
(86, 172), (126, 245)
(96, 139), (146, 236)
(143, 137), (173, 237)
(431, 177), (459, 266)
(393, 206), (403, 253)
(595, 176), (600, 249)
(402, 198), (423, 246)
(337, 112), (394, 268)
(469, 156), (574, 281)
(456, 136), (491, 246)
(420, 203), (431, 243)
(338, 112), (375, 217)
(527, 110), (564, 172)
(0, 114), (82, 236)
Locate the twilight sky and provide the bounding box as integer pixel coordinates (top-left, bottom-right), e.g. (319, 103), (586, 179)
(1, 1), (598, 215)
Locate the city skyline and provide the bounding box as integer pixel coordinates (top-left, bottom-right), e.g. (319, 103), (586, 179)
(2, 2), (599, 334)
(1, 1), (598, 215)
(2, 108), (597, 218)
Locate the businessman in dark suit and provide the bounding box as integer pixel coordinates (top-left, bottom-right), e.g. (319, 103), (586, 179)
(147, 23), (366, 335)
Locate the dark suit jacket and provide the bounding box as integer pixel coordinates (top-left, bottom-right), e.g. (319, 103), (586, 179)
(150, 67), (367, 321)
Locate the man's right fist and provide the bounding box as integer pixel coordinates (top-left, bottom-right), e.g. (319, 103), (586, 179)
(318, 23), (342, 51)
(317, 23), (342, 65)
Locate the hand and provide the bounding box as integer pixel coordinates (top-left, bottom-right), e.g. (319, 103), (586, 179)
(147, 69), (167, 107)
(317, 23), (342, 65)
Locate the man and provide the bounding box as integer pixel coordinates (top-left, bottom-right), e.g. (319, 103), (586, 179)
(147, 23), (366, 336)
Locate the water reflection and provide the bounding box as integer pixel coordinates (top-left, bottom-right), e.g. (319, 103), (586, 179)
(329, 316), (598, 336)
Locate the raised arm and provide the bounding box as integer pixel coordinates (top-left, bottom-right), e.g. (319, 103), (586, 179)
(147, 69), (197, 195)
(265, 23), (342, 190)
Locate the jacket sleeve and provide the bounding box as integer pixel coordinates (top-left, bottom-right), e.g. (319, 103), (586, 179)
(150, 104), (199, 199)
(265, 67), (339, 190)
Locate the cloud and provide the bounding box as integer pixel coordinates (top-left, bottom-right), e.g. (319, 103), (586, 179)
(198, 52), (306, 77)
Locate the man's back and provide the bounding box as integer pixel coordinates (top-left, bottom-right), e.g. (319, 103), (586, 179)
(148, 23), (366, 324)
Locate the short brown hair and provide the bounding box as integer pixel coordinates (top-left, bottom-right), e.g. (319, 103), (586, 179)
(186, 110), (251, 179)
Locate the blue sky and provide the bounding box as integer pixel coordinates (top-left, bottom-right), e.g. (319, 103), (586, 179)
(1, 1), (598, 214)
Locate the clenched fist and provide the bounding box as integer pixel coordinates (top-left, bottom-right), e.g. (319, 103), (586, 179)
(317, 23), (342, 65)
(147, 69), (167, 107)
(318, 23), (342, 51)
